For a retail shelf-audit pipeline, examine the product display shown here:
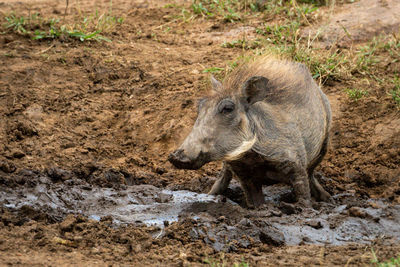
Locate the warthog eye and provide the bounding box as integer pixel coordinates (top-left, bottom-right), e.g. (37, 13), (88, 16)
(218, 99), (235, 114)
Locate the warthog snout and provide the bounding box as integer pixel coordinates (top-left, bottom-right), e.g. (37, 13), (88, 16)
(168, 149), (190, 167)
(168, 149), (210, 170)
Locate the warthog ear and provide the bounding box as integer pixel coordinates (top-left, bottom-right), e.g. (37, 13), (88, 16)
(210, 75), (222, 93)
(242, 76), (269, 105)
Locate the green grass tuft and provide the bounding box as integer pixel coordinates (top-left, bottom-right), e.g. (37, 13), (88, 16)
(345, 88), (368, 101)
(203, 67), (225, 73)
(189, 0), (255, 22)
(3, 10), (123, 42)
(4, 13), (27, 34)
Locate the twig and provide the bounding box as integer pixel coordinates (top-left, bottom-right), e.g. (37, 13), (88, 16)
(36, 43), (55, 54)
(291, 0), (311, 26)
(63, 0), (69, 24)
(155, 228), (164, 239)
(152, 20), (175, 30)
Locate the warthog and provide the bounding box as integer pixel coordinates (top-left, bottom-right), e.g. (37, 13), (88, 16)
(168, 57), (331, 208)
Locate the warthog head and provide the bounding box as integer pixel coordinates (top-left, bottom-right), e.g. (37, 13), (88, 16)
(168, 75), (269, 169)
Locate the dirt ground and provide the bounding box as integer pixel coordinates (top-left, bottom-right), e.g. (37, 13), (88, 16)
(0, 0), (399, 266)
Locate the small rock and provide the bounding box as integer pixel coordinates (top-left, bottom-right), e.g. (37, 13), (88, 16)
(259, 228), (285, 246)
(306, 220), (323, 229)
(279, 202), (296, 215)
(59, 214), (76, 232)
(217, 216), (225, 222)
(100, 215), (113, 224)
(47, 167), (72, 182)
(24, 104), (44, 121)
(155, 166), (166, 175)
(75, 215), (87, 223)
(155, 193), (171, 203)
(348, 207), (367, 218)
(238, 218), (252, 227)
(271, 210), (282, 217)
(12, 150), (25, 159)
(0, 160), (16, 173)
(368, 201), (382, 209)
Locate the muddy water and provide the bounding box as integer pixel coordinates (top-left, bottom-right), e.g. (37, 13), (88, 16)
(1, 174), (399, 251)
(0, 176), (220, 226)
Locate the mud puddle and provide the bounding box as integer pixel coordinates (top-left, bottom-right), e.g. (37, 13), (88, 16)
(0, 175), (221, 226)
(1, 173), (399, 251)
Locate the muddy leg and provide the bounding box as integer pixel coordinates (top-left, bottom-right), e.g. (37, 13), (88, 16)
(208, 163), (233, 195)
(310, 174), (331, 202)
(278, 161), (312, 207)
(238, 178), (264, 208)
(308, 136), (331, 202)
(291, 170), (311, 207)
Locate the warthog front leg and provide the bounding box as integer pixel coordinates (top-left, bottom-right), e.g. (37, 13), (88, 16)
(238, 178), (265, 208)
(278, 161), (312, 207)
(208, 163), (233, 195)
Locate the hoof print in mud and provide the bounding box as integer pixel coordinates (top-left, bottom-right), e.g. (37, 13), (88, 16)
(170, 57), (331, 209)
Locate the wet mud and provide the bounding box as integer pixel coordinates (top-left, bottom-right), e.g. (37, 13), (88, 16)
(1, 170), (399, 253)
